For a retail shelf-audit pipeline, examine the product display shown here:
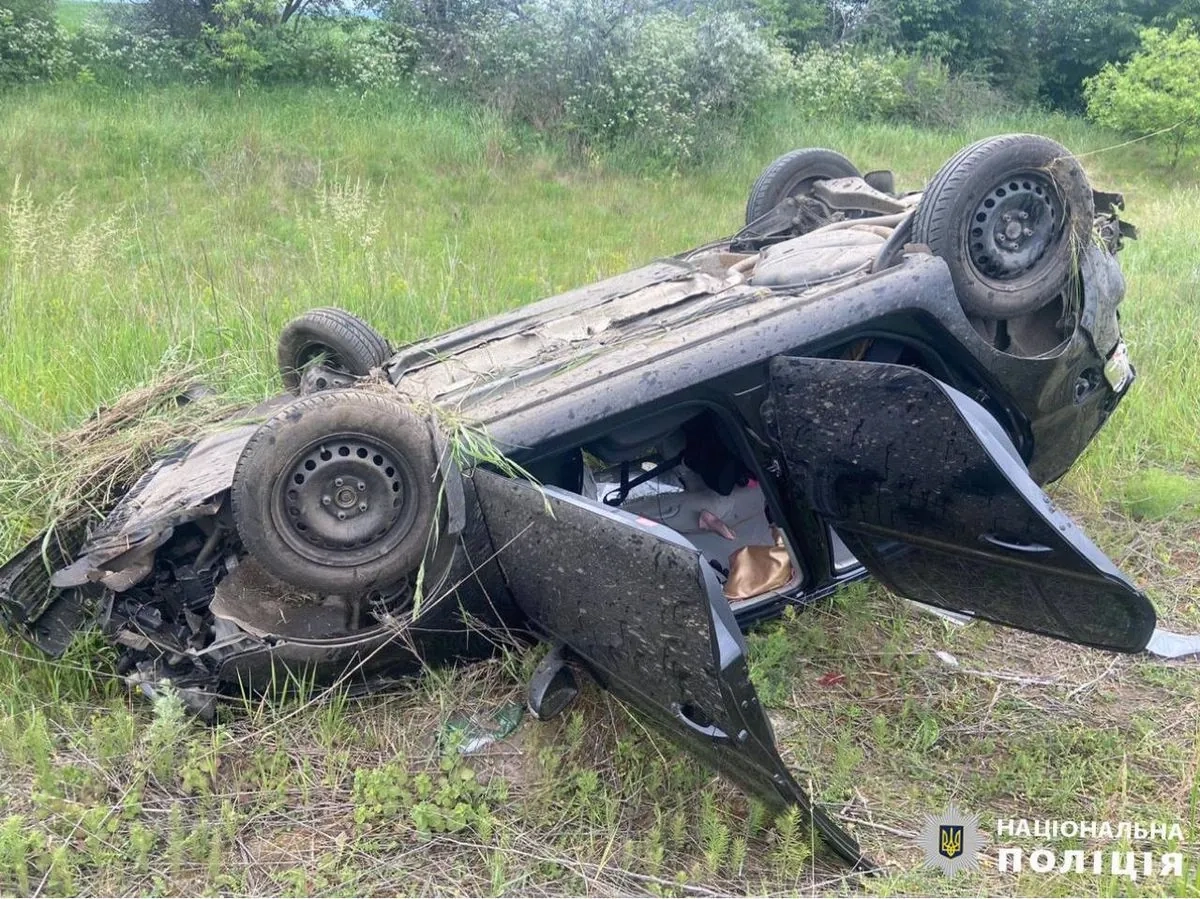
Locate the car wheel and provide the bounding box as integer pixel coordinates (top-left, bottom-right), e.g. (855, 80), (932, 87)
(277, 307), (391, 394)
(913, 134), (1094, 319)
(745, 148), (861, 225)
(231, 389), (441, 594)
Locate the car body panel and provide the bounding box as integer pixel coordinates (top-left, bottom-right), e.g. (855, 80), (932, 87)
(763, 355), (1156, 652)
(472, 470), (870, 868)
(384, 246), (1130, 488)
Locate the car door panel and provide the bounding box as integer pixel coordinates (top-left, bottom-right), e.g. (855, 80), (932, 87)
(472, 471), (869, 868)
(763, 356), (1156, 653)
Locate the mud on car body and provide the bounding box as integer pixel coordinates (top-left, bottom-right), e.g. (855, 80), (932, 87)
(0, 134), (1154, 868)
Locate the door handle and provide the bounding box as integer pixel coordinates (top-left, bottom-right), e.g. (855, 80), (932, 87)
(981, 534), (1054, 553)
(672, 703), (730, 742)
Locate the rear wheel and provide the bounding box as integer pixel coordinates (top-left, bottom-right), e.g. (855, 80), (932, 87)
(913, 134), (1094, 319)
(231, 390), (440, 594)
(277, 308), (390, 395)
(744, 148), (861, 225)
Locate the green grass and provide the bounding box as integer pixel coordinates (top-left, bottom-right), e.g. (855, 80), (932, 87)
(1, 84), (1199, 895)
(55, 0), (108, 31)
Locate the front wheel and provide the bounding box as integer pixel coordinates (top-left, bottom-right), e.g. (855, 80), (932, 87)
(913, 134), (1094, 319)
(231, 389), (441, 594)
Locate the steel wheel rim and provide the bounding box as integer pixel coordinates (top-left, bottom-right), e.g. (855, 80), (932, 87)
(965, 172), (1065, 282)
(269, 432), (421, 568)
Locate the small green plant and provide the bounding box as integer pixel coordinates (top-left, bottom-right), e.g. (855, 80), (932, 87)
(698, 791), (730, 876)
(0, 814), (39, 894)
(142, 686), (190, 782)
(770, 806), (812, 874)
(1120, 467), (1200, 521)
(1085, 20), (1200, 166)
(352, 754), (495, 839)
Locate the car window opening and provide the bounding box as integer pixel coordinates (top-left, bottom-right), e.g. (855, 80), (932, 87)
(555, 407), (804, 609)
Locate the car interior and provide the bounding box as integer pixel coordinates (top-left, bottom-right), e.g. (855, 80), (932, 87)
(525, 406), (804, 610)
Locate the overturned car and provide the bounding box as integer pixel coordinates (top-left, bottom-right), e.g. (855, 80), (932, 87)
(0, 134), (1154, 867)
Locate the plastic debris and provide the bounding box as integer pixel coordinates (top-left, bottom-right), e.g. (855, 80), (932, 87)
(1145, 628), (1200, 660)
(442, 700), (525, 754)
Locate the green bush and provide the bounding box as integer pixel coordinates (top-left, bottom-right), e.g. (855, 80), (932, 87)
(66, 23), (200, 86)
(1084, 20), (1200, 166)
(0, 0), (68, 86)
(60, 14), (412, 91)
(787, 46), (1011, 127)
(409, 0), (796, 163)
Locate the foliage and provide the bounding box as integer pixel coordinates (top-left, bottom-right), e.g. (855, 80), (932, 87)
(117, 0), (220, 41)
(745, 0), (1200, 108)
(752, 0), (839, 52)
(119, 0), (345, 41)
(1084, 20), (1200, 165)
(0, 0), (68, 86)
(407, 0), (797, 163)
(56, 13), (413, 91)
(202, 0), (277, 80)
(1031, 0), (1144, 110)
(65, 22), (201, 87)
(785, 45), (1007, 127)
(846, 0), (1041, 101)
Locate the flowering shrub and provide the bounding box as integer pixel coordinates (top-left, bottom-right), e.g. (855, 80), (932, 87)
(66, 22), (200, 87)
(789, 47), (905, 119)
(0, 6), (69, 85)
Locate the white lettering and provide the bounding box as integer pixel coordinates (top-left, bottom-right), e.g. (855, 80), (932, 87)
(998, 848), (1023, 873)
(1160, 853), (1184, 877)
(1029, 849), (1056, 873)
(1111, 851), (1139, 880)
(1059, 850), (1085, 873)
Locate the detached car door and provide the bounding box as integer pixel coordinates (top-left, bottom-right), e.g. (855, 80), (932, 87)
(764, 356), (1156, 653)
(472, 472), (869, 868)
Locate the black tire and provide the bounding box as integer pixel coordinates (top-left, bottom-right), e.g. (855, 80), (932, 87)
(277, 308), (391, 394)
(745, 148), (861, 225)
(231, 389), (441, 594)
(913, 134), (1094, 319)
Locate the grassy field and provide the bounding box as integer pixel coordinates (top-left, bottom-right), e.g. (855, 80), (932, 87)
(0, 85), (1199, 896)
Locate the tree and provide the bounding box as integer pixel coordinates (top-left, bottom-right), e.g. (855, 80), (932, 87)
(122, 0), (341, 42)
(1084, 20), (1200, 165)
(1032, 0), (1143, 110)
(844, 0), (1041, 100)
